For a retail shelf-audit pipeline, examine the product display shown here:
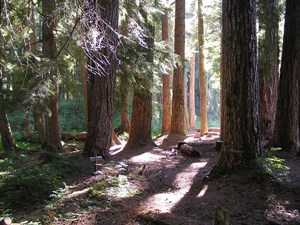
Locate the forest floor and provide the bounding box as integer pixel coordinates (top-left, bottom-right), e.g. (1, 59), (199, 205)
(17, 132), (300, 225)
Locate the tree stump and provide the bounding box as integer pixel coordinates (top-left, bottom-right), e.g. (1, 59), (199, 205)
(213, 207), (229, 225)
(0, 217), (11, 225)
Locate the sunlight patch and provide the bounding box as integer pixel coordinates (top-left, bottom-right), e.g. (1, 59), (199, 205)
(130, 152), (165, 163)
(197, 184), (208, 198)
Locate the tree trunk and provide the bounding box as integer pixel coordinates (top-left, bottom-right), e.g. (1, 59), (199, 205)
(115, 64), (131, 135)
(198, 0), (208, 136)
(170, 0), (186, 136)
(82, 60), (88, 130)
(125, 8), (155, 149)
(215, 0), (260, 171)
(271, 0), (300, 151)
(28, 3), (45, 142)
(189, 55), (196, 130)
(83, 0), (119, 158)
(42, 0), (62, 149)
(0, 5), (15, 151)
(161, 11), (171, 135)
(258, 0), (279, 141)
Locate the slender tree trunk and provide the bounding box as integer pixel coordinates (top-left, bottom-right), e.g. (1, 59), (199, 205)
(115, 64), (131, 135)
(84, 0), (119, 158)
(161, 11), (171, 135)
(189, 55), (196, 130)
(198, 0), (208, 136)
(42, 0), (61, 149)
(214, 0), (260, 172)
(272, 0), (300, 151)
(170, 0), (186, 136)
(258, 0), (279, 141)
(0, 2), (15, 151)
(28, 3), (45, 142)
(82, 61), (88, 130)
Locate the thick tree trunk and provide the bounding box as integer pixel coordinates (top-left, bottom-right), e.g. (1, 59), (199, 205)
(170, 0), (186, 136)
(84, 0), (119, 158)
(258, 0), (279, 141)
(215, 0), (260, 171)
(125, 9), (155, 149)
(198, 0), (208, 136)
(161, 11), (171, 135)
(42, 0), (61, 149)
(272, 0), (300, 151)
(189, 55), (196, 130)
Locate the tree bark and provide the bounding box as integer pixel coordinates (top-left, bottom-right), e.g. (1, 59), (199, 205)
(258, 0), (279, 141)
(84, 0), (119, 158)
(161, 11), (171, 135)
(125, 8), (155, 149)
(0, 4), (16, 151)
(189, 55), (196, 130)
(42, 0), (62, 149)
(215, 0), (260, 171)
(170, 0), (186, 136)
(198, 0), (208, 136)
(271, 0), (300, 151)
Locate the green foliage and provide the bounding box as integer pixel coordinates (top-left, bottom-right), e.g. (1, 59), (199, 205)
(0, 150), (88, 214)
(59, 99), (85, 132)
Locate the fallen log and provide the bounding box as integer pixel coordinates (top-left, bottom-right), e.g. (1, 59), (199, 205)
(179, 144), (201, 157)
(61, 132), (87, 141)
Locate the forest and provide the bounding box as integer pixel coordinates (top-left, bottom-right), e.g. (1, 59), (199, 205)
(0, 0), (299, 224)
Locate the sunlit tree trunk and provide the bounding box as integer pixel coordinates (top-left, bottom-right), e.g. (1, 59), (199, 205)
(125, 9), (154, 149)
(258, 0), (279, 141)
(161, 11), (171, 135)
(42, 0), (62, 149)
(84, 0), (119, 158)
(214, 0), (260, 172)
(170, 0), (186, 136)
(272, 0), (300, 151)
(198, 0), (208, 136)
(189, 55), (196, 130)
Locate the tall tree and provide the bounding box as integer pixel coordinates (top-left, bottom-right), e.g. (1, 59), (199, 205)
(125, 5), (155, 148)
(271, 0), (300, 151)
(170, 0), (185, 136)
(0, 0), (16, 151)
(83, 0), (119, 158)
(161, 10), (171, 135)
(42, 0), (62, 149)
(198, 0), (208, 136)
(189, 55), (196, 130)
(214, 0), (260, 172)
(257, 0), (279, 141)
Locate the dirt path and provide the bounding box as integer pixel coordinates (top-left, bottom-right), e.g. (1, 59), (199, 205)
(25, 133), (300, 225)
